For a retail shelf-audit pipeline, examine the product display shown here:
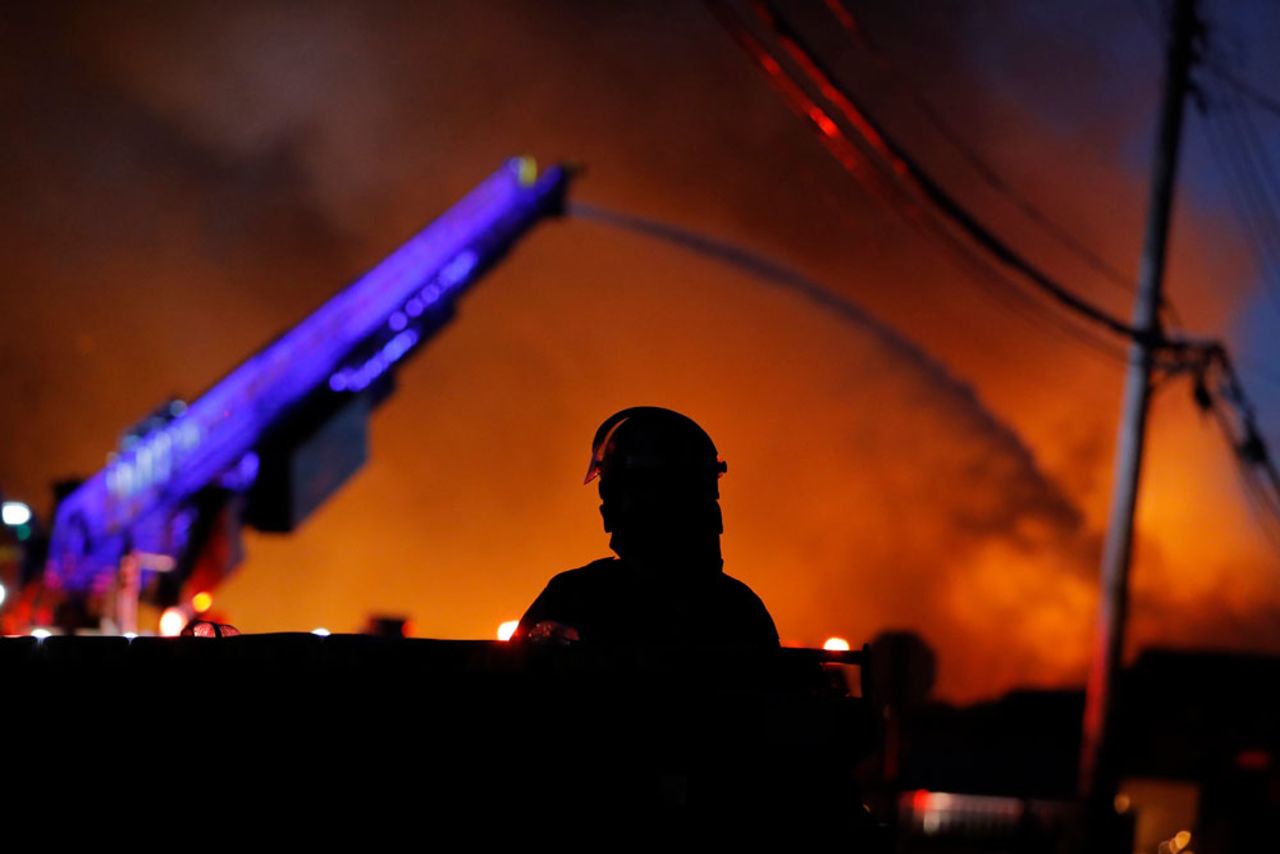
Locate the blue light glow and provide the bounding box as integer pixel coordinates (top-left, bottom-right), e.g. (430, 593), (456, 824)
(218, 452), (261, 492)
(46, 159), (570, 592)
(439, 250), (479, 290)
(105, 420), (202, 502)
(329, 329), (421, 393)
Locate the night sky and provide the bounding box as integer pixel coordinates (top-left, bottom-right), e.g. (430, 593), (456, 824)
(2, 0), (1279, 701)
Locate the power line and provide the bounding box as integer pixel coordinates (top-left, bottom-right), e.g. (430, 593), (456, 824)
(1198, 83), (1280, 318)
(1220, 86), (1280, 277)
(1207, 386), (1280, 560)
(1200, 106), (1280, 272)
(1192, 345), (1280, 548)
(708, 0), (1280, 559)
(1207, 60), (1280, 121)
(1188, 19), (1280, 559)
(1153, 0), (1280, 119)
(1212, 82), (1280, 251)
(1217, 410), (1280, 556)
(1230, 85), (1280, 215)
(703, 0), (1130, 365)
(1217, 352), (1280, 498)
(904, 203), (1132, 365)
(728, 0), (1154, 344)
(821, 0), (1141, 298)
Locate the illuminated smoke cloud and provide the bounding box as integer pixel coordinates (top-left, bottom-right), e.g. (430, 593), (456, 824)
(2, 0), (1278, 702)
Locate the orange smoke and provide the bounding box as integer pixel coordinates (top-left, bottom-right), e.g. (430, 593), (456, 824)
(1, 1), (1277, 703)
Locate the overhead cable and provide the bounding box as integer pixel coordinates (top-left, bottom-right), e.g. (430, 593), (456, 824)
(821, 0), (1141, 298)
(704, 0), (1130, 364)
(1207, 60), (1280, 122)
(716, 0), (1155, 344)
(708, 0), (1280, 551)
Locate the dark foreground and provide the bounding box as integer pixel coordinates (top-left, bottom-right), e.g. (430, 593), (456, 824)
(5, 634), (881, 844)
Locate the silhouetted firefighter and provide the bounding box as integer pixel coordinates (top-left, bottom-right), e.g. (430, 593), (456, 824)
(509, 408), (882, 844)
(514, 406), (778, 646)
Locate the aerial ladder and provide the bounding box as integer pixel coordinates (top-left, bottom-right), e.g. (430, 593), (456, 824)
(24, 158), (572, 633)
(4, 158), (881, 839)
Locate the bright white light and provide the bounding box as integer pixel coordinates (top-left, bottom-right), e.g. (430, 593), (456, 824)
(823, 637), (851, 652)
(159, 608), (185, 637)
(0, 582), (6, 608)
(497, 620), (520, 642)
(2, 501), (32, 526)
(311, 627), (331, 637)
(31, 628), (52, 639)
(123, 632), (138, 640)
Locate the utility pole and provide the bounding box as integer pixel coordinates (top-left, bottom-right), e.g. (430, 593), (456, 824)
(1080, 0), (1200, 816)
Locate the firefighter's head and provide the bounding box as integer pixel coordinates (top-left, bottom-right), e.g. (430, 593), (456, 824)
(584, 407), (726, 566)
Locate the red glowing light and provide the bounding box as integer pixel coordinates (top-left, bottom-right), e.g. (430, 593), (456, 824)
(805, 107), (839, 138)
(1237, 749), (1271, 770)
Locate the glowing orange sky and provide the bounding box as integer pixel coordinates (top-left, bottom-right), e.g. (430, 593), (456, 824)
(2, 0), (1278, 702)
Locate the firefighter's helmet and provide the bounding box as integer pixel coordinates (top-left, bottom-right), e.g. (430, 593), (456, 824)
(583, 406), (726, 486)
